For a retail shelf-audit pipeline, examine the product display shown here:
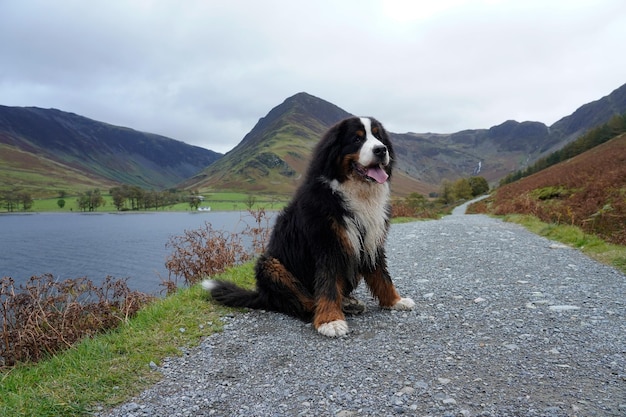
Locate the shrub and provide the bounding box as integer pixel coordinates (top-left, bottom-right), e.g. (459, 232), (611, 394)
(164, 209), (272, 291)
(1, 275), (152, 368)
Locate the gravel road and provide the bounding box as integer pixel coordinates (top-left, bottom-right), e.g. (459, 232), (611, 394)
(101, 201), (625, 417)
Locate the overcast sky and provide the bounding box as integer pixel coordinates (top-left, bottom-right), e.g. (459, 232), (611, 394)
(1, 0), (625, 153)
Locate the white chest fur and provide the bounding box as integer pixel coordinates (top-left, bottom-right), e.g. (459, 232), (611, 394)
(330, 179), (390, 266)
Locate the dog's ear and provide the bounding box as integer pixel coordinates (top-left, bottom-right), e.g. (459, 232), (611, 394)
(307, 118), (350, 181)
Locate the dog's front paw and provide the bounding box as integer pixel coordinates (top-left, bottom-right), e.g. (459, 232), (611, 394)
(317, 320), (349, 337)
(391, 297), (415, 311)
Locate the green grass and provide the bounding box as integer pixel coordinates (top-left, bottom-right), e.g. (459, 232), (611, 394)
(26, 192), (287, 213)
(503, 214), (626, 274)
(0, 263), (256, 417)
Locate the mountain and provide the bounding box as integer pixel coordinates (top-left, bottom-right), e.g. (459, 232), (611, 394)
(181, 92), (436, 195)
(183, 84), (626, 196)
(0, 106), (221, 195)
(3, 83), (625, 199)
(391, 83), (626, 186)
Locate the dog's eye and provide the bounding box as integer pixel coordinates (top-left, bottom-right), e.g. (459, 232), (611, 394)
(354, 135), (363, 143)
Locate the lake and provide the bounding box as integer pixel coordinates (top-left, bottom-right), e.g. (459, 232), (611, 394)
(0, 211), (273, 295)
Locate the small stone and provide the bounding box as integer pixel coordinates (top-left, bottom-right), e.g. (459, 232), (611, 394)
(179, 327), (186, 333)
(474, 297), (486, 303)
(504, 343), (519, 350)
(549, 305), (580, 311)
(414, 380), (429, 390)
(125, 402), (140, 412)
(442, 398), (457, 405)
(549, 243), (569, 249)
(395, 386), (415, 396)
(149, 361), (158, 371)
(437, 377), (451, 385)
(336, 411), (356, 417)
(423, 292), (434, 299)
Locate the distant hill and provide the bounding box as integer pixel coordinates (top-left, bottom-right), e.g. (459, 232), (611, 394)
(393, 83), (626, 187)
(470, 132), (626, 246)
(2, 82), (625, 199)
(0, 106), (221, 195)
(180, 92), (436, 196)
(183, 84), (626, 196)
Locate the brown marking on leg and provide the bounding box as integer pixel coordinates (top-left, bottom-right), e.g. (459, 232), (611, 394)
(260, 257), (315, 312)
(313, 296), (345, 329)
(364, 267), (401, 307)
(313, 279), (345, 329)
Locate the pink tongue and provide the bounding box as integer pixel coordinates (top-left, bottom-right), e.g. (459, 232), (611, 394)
(366, 166), (389, 184)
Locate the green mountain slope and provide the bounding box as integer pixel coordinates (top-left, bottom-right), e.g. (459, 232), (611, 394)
(0, 106), (221, 196)
(180, 93), (435, 196)
(183, 84), (626, 196)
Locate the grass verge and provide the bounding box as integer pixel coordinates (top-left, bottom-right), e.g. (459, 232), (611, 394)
(0, 263), (255, 417)
(503, 214), (626, 274)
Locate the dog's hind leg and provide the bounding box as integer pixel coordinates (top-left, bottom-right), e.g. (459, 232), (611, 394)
(255, 256), (315, 319)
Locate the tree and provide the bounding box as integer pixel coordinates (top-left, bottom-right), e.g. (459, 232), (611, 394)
(1, 190), (18, 212)
(438, 180), (455, 205)
(188, 191), (202, 211)
(452, 178), (473, 201)
(18, 192), (34, 211)
(77, 189), (105, 212)
(468, 176), (489, 196)
(110, 186), (126, 211)
(245, 194), (257, 210)
(57, 199), (66, 209)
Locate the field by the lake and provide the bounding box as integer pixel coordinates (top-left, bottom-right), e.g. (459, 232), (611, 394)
(24, 192), (288, 213)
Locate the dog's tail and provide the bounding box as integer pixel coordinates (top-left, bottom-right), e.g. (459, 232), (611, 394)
(202, 279), (268, 310)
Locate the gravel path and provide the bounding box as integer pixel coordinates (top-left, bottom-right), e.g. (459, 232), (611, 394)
(102, 201), (626, 417)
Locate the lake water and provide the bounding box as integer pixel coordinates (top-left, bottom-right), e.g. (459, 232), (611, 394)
(0, 211), (273, 295)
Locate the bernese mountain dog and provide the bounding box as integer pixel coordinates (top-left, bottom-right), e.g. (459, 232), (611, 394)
(203, 116), (415, 337)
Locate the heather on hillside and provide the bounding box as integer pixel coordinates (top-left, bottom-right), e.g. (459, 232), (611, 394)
(471, 133), (626, 245)
(500, 113), (626, 185)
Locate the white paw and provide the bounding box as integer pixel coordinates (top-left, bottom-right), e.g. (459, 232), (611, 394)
(201, 279), (217, 291)
(317, 320), (349, 337)
(391, 297), (415, 311)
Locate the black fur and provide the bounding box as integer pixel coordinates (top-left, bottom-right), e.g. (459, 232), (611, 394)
(207, 117), (403, 333)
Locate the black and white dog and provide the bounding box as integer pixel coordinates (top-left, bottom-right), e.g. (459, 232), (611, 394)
(204, 117), (414, 337)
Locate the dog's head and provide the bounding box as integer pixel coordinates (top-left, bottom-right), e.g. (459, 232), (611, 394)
(311, 116), (394, 184)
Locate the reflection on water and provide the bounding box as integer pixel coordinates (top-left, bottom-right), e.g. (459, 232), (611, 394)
(0, 211), (273, 295)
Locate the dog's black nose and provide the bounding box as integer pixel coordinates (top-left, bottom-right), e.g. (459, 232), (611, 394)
(373, 145), (387, 156)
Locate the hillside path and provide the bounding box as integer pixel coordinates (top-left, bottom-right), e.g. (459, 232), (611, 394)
(102, 200), (626, 417)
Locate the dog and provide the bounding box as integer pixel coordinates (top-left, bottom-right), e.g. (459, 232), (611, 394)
(203, 116), (415, 337)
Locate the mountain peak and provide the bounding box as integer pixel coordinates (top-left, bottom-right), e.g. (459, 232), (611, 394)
(235, 92), (351, 150)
